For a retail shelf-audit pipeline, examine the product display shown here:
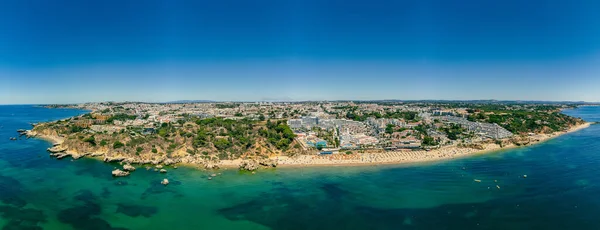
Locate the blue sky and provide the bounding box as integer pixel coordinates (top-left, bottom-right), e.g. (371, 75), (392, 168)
(1, 0), (600, 103)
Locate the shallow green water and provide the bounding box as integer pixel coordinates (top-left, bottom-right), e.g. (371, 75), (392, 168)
(1, 105), (600, 229)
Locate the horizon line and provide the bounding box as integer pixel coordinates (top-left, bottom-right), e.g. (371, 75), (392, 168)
(1, 99), (600, 106)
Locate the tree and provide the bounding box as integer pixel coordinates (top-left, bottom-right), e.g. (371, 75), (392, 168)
(83, 136), (96, 146)
(213, 138), (231, 150)
(259, 114), (265, 121)
(422, 136), (436, 146)
(385, 124), (395, 135)
(113, 141), (124, 149)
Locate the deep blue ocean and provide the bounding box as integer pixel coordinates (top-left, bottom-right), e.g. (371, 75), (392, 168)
(1, 105), (599, 230)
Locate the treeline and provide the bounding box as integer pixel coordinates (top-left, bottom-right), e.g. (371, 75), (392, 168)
(260, 120), (296, 151)
(106, 113), (137, 123)
(467, 110), (580, 134)
(345, 110), (419, 122)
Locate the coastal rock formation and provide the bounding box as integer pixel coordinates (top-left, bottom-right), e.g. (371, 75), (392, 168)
(159, 169), (167, 173)
(112, 169), (130, 177)
(123, 164), (136, 172)
(51, 152), (70, 159)
(202, 160), (220, 170)
(90, 152), (105, 157)
(161, 178), (169, 185)
(104, 156), (126, 163)
(258, 158), (278, 168)
(70, 151), (91, 160)
(163, 158), (181, 165)
(239, 160), (259, 171)
(47, 146), (67, 153)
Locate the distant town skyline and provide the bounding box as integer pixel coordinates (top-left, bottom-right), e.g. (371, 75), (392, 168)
(2, 0), (600, 104)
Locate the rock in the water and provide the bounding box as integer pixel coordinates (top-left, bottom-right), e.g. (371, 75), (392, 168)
(211, 174), (217, 177)
(123, 164), (136, 172)
(112, 169), (130, 177)
(155, 165), (164, 169)
(161, 178), (169, 185)
(239, 160), (259, 171)
(159, 169), (167, 173)
(208, 177), (212, 180)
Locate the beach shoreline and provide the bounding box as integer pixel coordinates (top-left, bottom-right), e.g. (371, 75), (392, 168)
(30, 122), (592, 170)
(268, 122), (592, 168)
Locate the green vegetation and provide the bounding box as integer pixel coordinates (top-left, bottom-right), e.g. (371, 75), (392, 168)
(83, 136), (96, 146)
(262, 120), (296, 151)
(385, 124), (395, 134)
(440, 124), (466, 140)
(69, 126), (84, 133)
(465, 108), (581, 134)
(422, 136), (437, 146)
(213, 138), (232, 150)
(106, 113), (136, 123)
(215, 103), (239, 109)
(113, 141), (124, 149)
(383, 111), (419, 121)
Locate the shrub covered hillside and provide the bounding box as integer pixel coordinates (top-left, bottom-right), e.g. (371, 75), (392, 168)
(465, 107), (584, 134)
(33, 115), (304, 162)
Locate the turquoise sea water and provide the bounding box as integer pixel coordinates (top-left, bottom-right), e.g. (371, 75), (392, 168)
(1, 105), (600, 229)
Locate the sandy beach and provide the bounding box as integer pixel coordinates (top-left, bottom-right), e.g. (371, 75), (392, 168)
(265, 122), (593, 168)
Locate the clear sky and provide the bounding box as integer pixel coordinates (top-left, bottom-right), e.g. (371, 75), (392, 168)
(1, 0), (600, 104)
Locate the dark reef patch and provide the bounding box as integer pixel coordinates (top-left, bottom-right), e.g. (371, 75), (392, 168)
(0, 174), (27, 208)
(140, 180), (183, 199)
(320, 182), (349, 201)
(0, 205), (46, 230)
(217, 184), (600, 230)
(57, 189), (128, 230)
(101, 187), (111, 198)
(116, 203), (158, 218)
